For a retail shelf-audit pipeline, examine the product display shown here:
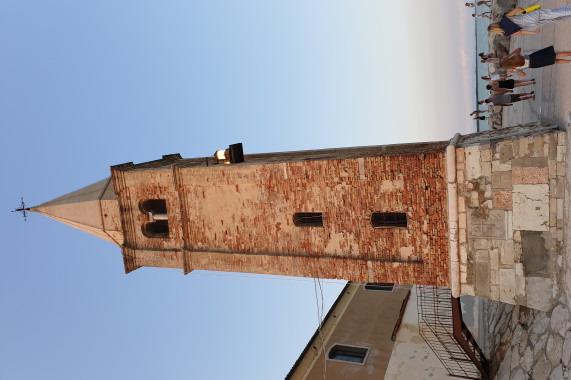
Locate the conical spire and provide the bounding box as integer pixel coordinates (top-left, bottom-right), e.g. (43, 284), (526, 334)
(30, 178), (124, 246)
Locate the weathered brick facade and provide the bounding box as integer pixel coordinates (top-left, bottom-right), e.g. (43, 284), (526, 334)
(112, 142), (450, 287)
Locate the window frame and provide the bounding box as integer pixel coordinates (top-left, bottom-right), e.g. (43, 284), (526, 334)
(140, 199), (170, 238)
(363, 282), (395, 292)
(370, 212), (408, 228)
(293, 212), (324, 227)
(327, 344), (370, 365)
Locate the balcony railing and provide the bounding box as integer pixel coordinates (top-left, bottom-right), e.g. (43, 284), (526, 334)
(416, 286), (489, 380)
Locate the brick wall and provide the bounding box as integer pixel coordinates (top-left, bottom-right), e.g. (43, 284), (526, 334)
(113, 145), (450, 287)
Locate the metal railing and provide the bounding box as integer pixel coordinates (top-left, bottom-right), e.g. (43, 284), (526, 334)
(416, 286), (488, 380)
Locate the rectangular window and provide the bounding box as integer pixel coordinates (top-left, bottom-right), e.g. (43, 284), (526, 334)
(293, 212), (323, 227)
(328, 344), (369, 364)
(371, 212), (407, 228)
(364, 282), (395, 292)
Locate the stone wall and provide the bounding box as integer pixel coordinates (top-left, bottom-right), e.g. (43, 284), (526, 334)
(456, 125), (566, 311)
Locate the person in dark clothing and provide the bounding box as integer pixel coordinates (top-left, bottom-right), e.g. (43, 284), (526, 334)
(485, 79), (535, 91)
(478, 92), (535, 106)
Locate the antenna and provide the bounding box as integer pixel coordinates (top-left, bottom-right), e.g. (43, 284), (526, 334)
(12, 197), (30, 221)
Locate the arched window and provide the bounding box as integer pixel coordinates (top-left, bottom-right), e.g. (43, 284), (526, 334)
(140, 199), (167, 214)
(293, 212), (323, 227)
(140, 199), (169, 238)
(142, 220), (169, 238)
(371, 212), (407, 228)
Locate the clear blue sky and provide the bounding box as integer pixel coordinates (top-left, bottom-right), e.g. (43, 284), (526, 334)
(0, 1), (475, 379)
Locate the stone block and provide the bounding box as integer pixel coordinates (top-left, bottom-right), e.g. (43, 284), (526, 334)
(550, 197), (557, 215)
(458, 196), (466, 213)
(499, 269), (515, 303)
(490, 284), (499, 300)
(533, 136), (544, 153)
(500, 171), (512, 189)
(512, 184), (549, 231)
(557, 199), (564, 220)
(533, 355), (551, 380)
(456, 169), (464, 184)
(522, 231), (547, 275)
(484, 184), (492, 198)
(459, 213), (466, 229)
(546, 334), (564, 366)
(557, 131), (567, 146)
(473, 238), (490, 250)
(494, 191), (512, 210)
(557, 162), (565, 176)
(481, 162), (491, 179)
(550, 305), (570, 337)
(492, 171), (502, 189)
(480, 148), (491, 162)
(470, 191), (479, 207)
(512, 157), (548, 167)
(461, 284), (475, 296)
(518, 139), (529, 157)
(557, 145), (567, 161)
(501, 241), (515, 266)
(499, 162), (511, 172)
(515, 275), (526, 304)
(490, 248), (499, 270)
(555, 180), (564, 199)
(459, 228), (466, 244)
(470, 209), (507, 239)
(526, 276), (552, 311)
(456, 148), (464, 164)
(548, 160), (556, 178)
(475, 250), (488, 263)
(475, 262), (490, 298)
(512, 167), (548, 184)
(515, 263), (524, 276)
(514, 230), (521, 242)
(459, 244), (467, 264)
(499, 143), (513, 163)
(464, 146), (481, 180)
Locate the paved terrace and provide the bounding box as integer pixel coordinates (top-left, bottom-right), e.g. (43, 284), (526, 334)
(484, 0), (571, 379)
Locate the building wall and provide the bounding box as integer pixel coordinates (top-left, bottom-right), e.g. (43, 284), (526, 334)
(288, 282), (412, 380)
(112, 145), (450, 286)
(456, 127), (566, 311)
(384, 286), (454, 380)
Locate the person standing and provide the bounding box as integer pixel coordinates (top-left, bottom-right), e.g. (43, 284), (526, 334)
(473, 12), (492, 19)
(488, 5), (571, 36)
(479, 92), (535, 107)
(485, 79), (535, 91)
(466, 1), (492, 8)
(500, 47), (571, 72)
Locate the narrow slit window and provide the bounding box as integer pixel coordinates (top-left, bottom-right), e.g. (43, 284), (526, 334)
(364, 282), (395, 292)
(293, 212), (323, 227)
(328, 344), (369, 364)
(371, 212), (407, 228)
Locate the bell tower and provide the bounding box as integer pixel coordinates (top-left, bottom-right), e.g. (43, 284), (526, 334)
(109, 144), (450, 287)
(30, 123), (566, 311)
